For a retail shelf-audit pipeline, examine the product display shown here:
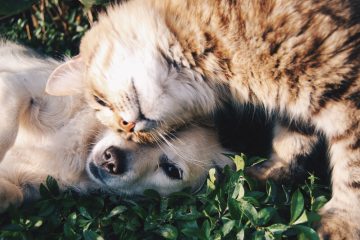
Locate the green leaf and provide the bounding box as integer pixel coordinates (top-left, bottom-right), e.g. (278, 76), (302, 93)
(32, 218), (43, 228)
(79, 0), (109, 9)
(311, 196), (328, 211)
(83, 230), (104, 240)
(228, 199), (258, 226)
(239, 199), (258, 226)
(251, 230), (265, 240)
(174, 207), (202, 221)
(291, 225), (320, 240)
(37, 202), (55, 217)
(39, 183), (51, 198)
(248, 156), (267, 167)
(221, 219), (235, 237)
(181, 227), (200, 238)
(107, 206), (127, 218)
(201, 220), (211, 240)
(307, 174), (318, 186)
(257, 207), (276, 226)
(292, 210), (308, 225)
(282, 185), (292, 205)
(158, 225), (178, 239)
(290, 189), (304, 224)
(209, 168), (217, 183)
(207, 168), (217, 190)
(266, 223), (289, 235)
(46, 176), (60, 196)
(67, 213), (77, 226)
(131, 204), (147, 219)
(232, 182), (245, 200)
(306, 212), (321, 224)
(64, 222), (79, 239)
(236, 228), (245, 240)
(79, 207), (92, 220)
(232, 155), (245, 171)
(247, 191), (266, 199)
(265, 180), (277, 203)
(228, 199), (242, 220)
(143, 189), (161, 200)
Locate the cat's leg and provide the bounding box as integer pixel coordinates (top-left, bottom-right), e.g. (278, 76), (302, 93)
(314, 106), (360, 239)
(246, 120), (319, 181)
(0, 72), (31, 161)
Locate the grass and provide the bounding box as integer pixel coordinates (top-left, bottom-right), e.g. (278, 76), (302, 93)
(0, 0), (107, 57)
(0, 1), (330, 239)
(0, 155), (330, 239)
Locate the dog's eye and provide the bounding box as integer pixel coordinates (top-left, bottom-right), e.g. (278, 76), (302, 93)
(160, 162), (183, 180)
(159, 154), (183, 180)
(94, 95), (108, 107)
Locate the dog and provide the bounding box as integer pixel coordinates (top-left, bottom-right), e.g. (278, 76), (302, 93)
(0, 40), (233, 212)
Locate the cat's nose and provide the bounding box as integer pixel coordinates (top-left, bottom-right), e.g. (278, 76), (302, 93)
(119, 120), (136, 133)
(98, 146), (128, 175)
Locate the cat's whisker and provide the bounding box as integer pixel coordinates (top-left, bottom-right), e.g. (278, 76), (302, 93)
(157, 131), (208, 168)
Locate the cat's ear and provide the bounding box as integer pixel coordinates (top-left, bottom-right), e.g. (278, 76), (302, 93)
(46, 55), (85, 96)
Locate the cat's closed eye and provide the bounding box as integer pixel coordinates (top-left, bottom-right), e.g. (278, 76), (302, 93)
(94, 95), (108, 107)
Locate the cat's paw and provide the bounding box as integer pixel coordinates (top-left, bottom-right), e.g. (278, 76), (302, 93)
(245, 151), (306, 182)
(245, 152), (297, 181)
(316, 209), (360, 240)
(245, 160), (288, 181)
(0, 179), (23, 213)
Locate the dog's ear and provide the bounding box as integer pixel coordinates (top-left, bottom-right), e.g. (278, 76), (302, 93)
(46, 55), (85, 96)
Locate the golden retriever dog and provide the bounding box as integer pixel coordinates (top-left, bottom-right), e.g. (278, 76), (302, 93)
(0, 41), (233, 212)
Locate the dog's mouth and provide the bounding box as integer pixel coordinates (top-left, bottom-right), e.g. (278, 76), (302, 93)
(87, 161), (139, 196)
(88, 162), (110, 184)
(87, 159), (131, 184)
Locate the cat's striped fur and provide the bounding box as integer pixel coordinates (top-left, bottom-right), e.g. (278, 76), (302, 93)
(46, 0), (360, 238)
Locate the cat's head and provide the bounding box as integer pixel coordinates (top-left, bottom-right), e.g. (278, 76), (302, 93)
(46, 2), (221, 142)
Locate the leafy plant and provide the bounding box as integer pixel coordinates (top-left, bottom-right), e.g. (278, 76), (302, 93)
(0, 155), (329, 239)
(0, 0), (109, 56)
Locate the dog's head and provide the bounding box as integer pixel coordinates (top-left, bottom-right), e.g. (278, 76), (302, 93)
(87, 125), (234, 196)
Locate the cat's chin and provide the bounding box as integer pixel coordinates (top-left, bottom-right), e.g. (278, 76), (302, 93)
(115, 128), (169, 144)
(127, 132), (159, 143)
(119, 123), (195, 144)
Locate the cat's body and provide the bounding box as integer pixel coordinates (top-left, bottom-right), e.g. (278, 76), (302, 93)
(47, 0), (360, 238)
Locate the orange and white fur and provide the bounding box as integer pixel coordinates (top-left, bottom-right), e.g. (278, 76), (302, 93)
(46, 0), (360, 238)
(0, 41), (233, 212)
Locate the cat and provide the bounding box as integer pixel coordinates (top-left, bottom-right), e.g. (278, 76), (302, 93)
(0, 40), (234, 212)
(46, 0), (360, 238)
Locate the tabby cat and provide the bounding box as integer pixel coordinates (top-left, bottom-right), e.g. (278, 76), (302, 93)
(46, 0), (360, 238)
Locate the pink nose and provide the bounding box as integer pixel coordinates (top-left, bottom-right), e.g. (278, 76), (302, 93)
(120, 120), (136, 133)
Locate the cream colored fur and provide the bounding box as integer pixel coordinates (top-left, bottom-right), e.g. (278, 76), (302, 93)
(0, 41), (233, 212)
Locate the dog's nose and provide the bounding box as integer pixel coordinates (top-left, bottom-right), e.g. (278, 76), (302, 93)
(119, 120), (136, 133)
(100, 146), (127, 174)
